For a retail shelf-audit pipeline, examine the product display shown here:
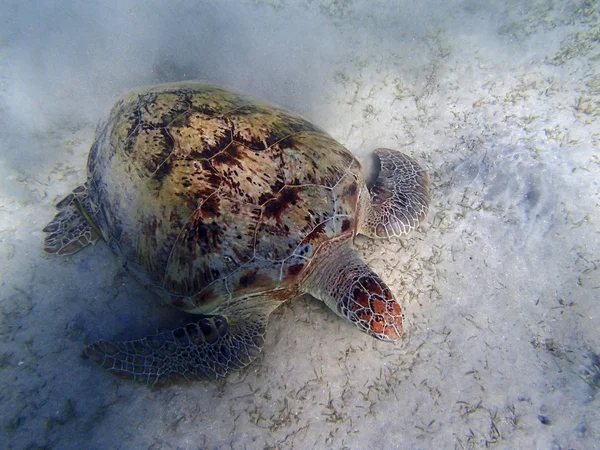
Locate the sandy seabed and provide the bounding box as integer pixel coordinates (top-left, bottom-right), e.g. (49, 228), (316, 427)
(0, 0), (599, 449)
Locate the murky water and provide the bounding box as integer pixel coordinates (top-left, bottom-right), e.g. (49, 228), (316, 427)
(0, 1), (598, 448)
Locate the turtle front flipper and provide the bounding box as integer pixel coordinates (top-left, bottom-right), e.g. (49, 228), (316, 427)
(43, 183), (102, 255)
(359, 148), (429, 238)
(303, 242), (404, 341)
(85, 296), (280, 387)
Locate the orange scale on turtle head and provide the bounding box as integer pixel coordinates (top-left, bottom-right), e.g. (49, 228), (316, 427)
(388, 301), (402, 315)
(352, 287), (371, 309)
(371, 297), (388, 315)
(370, 316), (385, 334)
(383, 324), (401, 341)
(356, 309), (373, 323)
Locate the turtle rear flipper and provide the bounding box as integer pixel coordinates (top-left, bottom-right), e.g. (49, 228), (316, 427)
(359, 148), (429, 238)
(43, 183), (101, 255)
(85, 295), (279, 387)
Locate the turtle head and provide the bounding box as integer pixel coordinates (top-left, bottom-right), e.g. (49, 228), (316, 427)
(338, 275), (404, 341)
(303, 242), (404, 342)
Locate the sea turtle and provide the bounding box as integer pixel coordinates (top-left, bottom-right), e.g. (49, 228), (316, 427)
(43, 82), (429, 387)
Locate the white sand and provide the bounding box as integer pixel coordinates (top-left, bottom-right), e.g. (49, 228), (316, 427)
(0, 0), (598, 448)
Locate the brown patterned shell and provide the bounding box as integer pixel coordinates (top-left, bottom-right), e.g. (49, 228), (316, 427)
(87, 83), (363, 313)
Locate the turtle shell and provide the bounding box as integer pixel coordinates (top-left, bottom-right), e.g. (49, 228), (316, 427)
(87, 82), (363, 313)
